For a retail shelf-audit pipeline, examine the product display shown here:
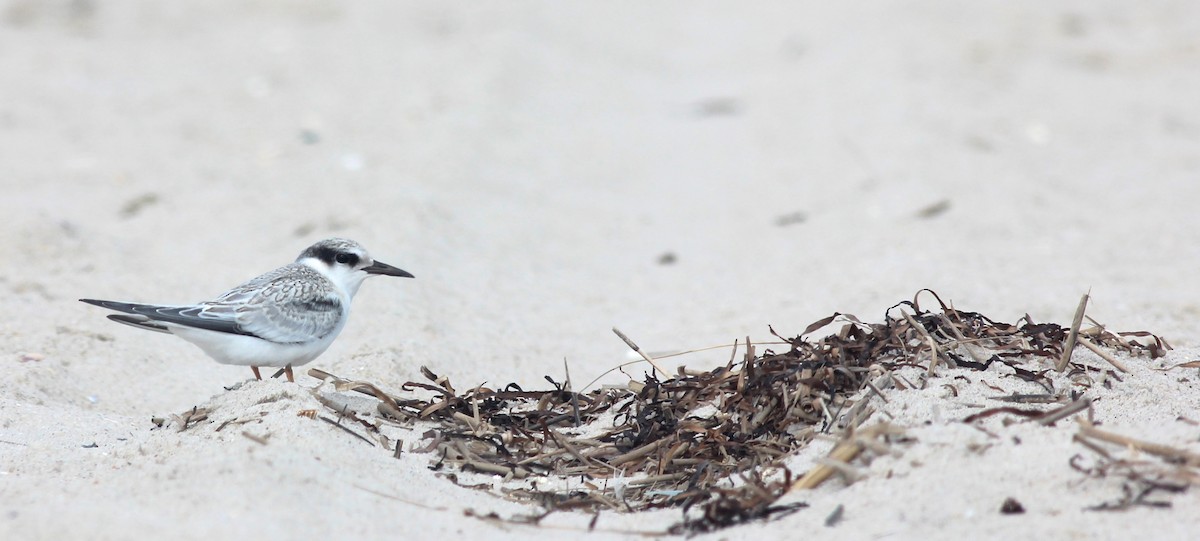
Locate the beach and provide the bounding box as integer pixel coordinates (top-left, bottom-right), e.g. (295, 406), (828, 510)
(3, 2), (1199, 539)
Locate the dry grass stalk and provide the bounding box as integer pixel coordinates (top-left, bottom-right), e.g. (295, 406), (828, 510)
(1077, 421), (1200, 467)
(241, 430), (269, 445)
(1057, 293), (1090, 372)
(612, 327), (671, 377)
(790, 423), (896, 491)
(1036, 397), (1092, 426)
(901, 311), (941, 375)
(1076, 336), (1131, 373)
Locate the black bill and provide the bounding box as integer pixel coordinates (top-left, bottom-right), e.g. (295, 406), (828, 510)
(363, 260), (414, 278)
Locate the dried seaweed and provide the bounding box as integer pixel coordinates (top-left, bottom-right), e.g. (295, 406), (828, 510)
(312, 290), (1168, 532)
(170, 406), (208, 432)
(962, 397), (1092, 426)
(1071, 421), (1199, 511)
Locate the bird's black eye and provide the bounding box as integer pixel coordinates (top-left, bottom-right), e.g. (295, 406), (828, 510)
(335, 253), (357, 265)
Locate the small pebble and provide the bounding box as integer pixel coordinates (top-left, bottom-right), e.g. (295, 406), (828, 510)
(1000, 497), (1025, 514)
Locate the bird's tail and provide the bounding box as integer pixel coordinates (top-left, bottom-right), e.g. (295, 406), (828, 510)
(80, 298), (176, 334)
(80, 298), (150, 314)
(106, 314), (173, 334)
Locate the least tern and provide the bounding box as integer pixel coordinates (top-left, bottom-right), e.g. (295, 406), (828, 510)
(80, 238), (413, 382)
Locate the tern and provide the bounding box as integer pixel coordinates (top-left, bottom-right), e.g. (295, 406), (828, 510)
(80, 238), (413, 382)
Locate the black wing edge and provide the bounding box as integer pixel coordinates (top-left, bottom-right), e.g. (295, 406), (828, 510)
(106, 314), (172, 334)
(79, 298), (259, 338)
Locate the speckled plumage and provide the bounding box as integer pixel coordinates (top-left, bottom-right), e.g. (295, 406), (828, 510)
(202, 262), (344, 343)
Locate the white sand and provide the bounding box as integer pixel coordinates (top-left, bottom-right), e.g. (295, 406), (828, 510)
(3, 1), (1200, 539)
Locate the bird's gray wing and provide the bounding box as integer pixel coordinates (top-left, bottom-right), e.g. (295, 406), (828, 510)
(201, 264), (343, 344)
(79, 298), (255, 337)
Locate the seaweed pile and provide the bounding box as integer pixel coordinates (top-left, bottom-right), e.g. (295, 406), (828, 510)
(311, 291), (1170, 533)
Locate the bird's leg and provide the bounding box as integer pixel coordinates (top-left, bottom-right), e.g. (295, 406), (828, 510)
(251, 366), (262, 380)
(285, 364), (294, 383)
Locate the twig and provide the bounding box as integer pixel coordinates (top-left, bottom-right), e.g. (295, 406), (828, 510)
(575, 340), (796, 393)
(938, 313), (983, 362)
(790, 435), (864, 491)
(1077, 336), (1130, 373)
(609, 440), (664, 467)
(564, 359), (581, 427)
(1036, 397), (1092, 426)
(460, 459), (517, 477)
(353, 484), (448, 510)
(174, 407), (209, 432)
(241, 431), (269, 445)
(863, 375), (891, 403)
(901, 312), (941, 375)
(1077, 421), (1200, 467)
(627, 472), (690, 486)
(790, 424), (896, 491)
(652, 340), (788, 361)
(319, 416), (376, 447)
(612, 328), (670, 378)
(813, 456), (863, 482)
(1057, 292), (1090, 372)
(451, 411), (480, 431)
(308, 368), (408, 417)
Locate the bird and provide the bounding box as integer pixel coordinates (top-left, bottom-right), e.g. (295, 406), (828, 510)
(80, 238), (413, 382)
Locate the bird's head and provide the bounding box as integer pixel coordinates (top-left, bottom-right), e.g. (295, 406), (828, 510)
(297, 238), (413, 297)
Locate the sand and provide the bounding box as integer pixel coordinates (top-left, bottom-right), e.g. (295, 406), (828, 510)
(3, 1), (1200, 539)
